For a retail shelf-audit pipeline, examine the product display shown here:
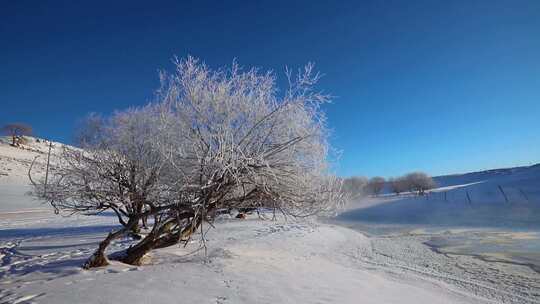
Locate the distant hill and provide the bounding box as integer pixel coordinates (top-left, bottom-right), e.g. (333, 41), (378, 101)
(433, 164), (540, 189)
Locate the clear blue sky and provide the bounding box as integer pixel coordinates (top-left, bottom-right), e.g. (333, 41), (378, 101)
(1, 0), (539, 178)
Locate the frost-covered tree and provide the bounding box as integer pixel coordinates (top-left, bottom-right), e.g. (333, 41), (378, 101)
(389, 176), (408, 195)
(31, 57), (345, 268)
(366, 176), (385, 196)
(403, 172), (436, 195)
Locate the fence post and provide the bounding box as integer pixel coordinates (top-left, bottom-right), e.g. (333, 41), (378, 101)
(44, 141), (52, 194)
(519, 188), (529, 202)
(466, 191), (472, 206)
(498, 185), (509, 204)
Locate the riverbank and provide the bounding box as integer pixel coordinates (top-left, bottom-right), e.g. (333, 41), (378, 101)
(331, 219), (540, 304)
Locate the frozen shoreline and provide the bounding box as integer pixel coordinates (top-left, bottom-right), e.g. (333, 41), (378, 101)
(330, 219), (540, 304)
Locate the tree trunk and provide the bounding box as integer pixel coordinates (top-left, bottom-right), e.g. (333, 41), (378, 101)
(82, 217), (139, 269)
(120, 237), (156, 265)
(120, 216), (202, 265)
(83, 228), (125, 269)
(130, 222), (141, 235)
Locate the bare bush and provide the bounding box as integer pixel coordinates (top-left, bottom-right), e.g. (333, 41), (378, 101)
(30, 57), (345, 267)
(2, 123), (32, 146)
(366, 176), (385, 196)
(404, 172), (436, 195)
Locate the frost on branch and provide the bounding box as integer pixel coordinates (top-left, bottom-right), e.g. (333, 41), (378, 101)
(30, 57), (345, 267)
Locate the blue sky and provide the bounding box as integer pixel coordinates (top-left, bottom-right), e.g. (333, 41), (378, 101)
(1, 0), (539, 177)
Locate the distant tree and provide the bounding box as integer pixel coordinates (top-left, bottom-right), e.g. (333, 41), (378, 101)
(342, 176), (368, 199)
(2, 123), (32, 146)
(389, 176), (408, 196)
(404, 172), (436, 195)
(367, 176), (385, 196)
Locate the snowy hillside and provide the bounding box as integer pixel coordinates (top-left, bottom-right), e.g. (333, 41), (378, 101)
(342, 164), (540, 228)
(434, 164), (540, 188)
(0, 136), (68, 212)
(433, 164), (540, 206)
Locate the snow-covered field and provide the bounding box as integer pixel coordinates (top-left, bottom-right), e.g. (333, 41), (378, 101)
(1, 138), (539, 303)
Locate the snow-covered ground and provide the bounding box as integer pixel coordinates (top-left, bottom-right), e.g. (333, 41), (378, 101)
(1, 211), (485, 304)
(1, 137), (538, 303)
